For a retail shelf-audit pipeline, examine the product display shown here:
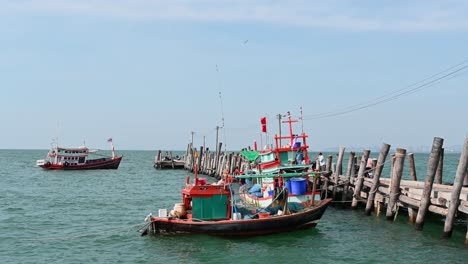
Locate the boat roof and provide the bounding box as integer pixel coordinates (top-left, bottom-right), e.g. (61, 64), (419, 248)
(236, 170), (318, 179)
(54, 147), (98, 153)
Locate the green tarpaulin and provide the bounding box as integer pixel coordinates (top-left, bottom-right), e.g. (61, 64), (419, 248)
(240, 150), (260, 161)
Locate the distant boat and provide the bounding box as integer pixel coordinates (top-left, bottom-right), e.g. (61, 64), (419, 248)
(36, 139), (122, 170)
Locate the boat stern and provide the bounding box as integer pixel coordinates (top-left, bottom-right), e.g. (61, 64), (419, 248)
(36, 159), (48, 167)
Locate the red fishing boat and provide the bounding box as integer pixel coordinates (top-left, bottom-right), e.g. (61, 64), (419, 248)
(36, 138), (122, 170)
(238, 112), (318, 207)
(141, 168), (331, 236)
(254, 112), (312, 174)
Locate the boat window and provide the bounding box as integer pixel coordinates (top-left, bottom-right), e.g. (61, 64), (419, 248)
(260, 153), (276, 163)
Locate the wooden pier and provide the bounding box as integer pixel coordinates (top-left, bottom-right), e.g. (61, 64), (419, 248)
(154, 150), (185, 169)
(181, 136), (468, 244)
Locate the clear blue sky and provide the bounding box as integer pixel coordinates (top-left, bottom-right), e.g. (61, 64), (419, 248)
(1, 1), (467, 151)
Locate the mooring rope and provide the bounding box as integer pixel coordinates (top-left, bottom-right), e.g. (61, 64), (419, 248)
(19, 222), (147, 241)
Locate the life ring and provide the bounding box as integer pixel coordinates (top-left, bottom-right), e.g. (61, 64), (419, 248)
(64, 162), (69, 167)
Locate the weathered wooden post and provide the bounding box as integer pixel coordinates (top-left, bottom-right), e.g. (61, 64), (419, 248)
(464, 169), (468, 187)
(386, 148), (406, 221)
(325, 155), (333, 173)
(155, 150), (161, 169)
(408, 153), (417, 181)
(388, 154), (395, 193)
(189, 144), (195, 172)
(198, 147), (204, 172)
(365, 143), (390, 216)
(415, 137), (444, 230)
(333, 147), (346, 199)
(442, 136), (468, 238)
(214, 142), (222, 173)
(342, 151), (356, 203)
(184, 144), (190, 165)
(346, 152), (356, 177)
(435, 148), (444, 184)
(351, 150), (370, 209)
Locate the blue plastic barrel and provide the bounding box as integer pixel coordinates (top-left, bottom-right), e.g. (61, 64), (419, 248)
(290, 178), (306, 195)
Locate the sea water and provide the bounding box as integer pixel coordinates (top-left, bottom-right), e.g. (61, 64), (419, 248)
(1, 150), (467, 264)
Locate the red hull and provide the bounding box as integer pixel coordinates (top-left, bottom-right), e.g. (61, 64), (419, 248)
(39, 156), (123, 170)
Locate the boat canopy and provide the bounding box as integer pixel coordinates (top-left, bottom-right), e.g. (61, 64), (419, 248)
(236, 171), (318, 179)
(240, 150), (260, 161)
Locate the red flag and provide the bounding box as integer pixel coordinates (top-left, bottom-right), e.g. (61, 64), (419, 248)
(260, 117), (267, 133)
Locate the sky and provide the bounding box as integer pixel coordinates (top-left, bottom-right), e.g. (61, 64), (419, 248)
(1, 0), (468, 152)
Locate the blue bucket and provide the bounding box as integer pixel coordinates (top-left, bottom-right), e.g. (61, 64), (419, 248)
(290, 178), (306, 195)
(285, 180), (292, 192)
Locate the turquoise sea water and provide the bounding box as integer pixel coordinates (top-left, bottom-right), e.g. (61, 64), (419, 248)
(1, 150), (467, 264)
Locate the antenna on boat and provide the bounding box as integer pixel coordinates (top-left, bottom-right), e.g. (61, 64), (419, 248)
(300, 106), (304, 134)
(282, 111), (298, 148)
(107, 137), (115, 159)
(55, 121), (60, 148)
(216, 64), (227, 151)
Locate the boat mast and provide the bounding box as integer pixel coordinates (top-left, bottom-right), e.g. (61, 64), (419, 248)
(281, 111), (298, 147)
(108, 138), (115, 159)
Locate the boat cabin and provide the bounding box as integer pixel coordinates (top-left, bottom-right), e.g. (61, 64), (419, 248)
(180, 179), (232, 221)
(46, 147), (92, 165)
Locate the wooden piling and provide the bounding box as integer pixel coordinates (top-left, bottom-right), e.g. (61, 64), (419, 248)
(325, 155), (333, 173)
(351, 150), (370, 209)
(343, 151), (356, 203)
(407, 153), (418, 223)
(415, 137), (444, 230)
(464, 169), (468, 187)
(346, 152), (356, 177)
(442, 136), (468, 238)
(386, 148), (406, 221)
(198, 147), (204, 172)
(408, 153), (417, 181)
(435, 148), (444, 184)
(333, 147), (345, 199)
(365, 143), (390, 216)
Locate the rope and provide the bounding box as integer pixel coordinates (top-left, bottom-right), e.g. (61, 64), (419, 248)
(19, 222), (146, 241)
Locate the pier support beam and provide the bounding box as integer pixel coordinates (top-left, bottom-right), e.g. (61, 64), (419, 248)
(435, 148), (444, 184)
(415, 137), (444, 230)
(386, 148), (406, 221)
(365, 143), (390, 216)
(343, 151), (356, 204)
(408, 153), (417, 181)
(351, 150), (370, 210)
(333, 147), (345, 199)
(442, 136), (468, 238)
(325, 155), (333, 173)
